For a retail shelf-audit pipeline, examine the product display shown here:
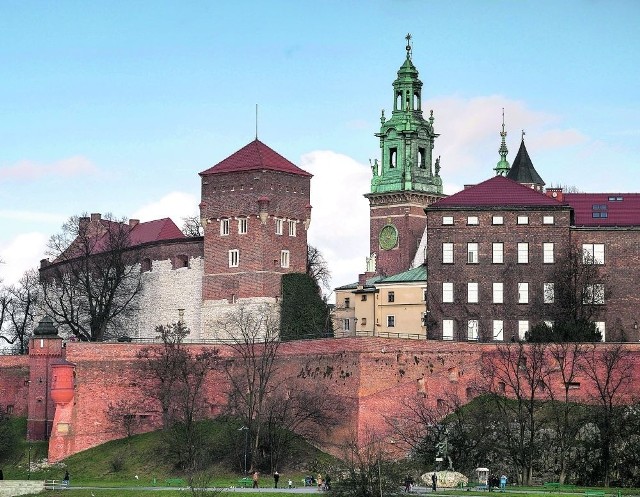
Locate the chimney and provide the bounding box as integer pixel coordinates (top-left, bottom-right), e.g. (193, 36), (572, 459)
(79, 216), (90, 231)
(129, 219), (140, 227)
(90, 213), (102, 223)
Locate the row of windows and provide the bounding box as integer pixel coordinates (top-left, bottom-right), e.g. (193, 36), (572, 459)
(227, 249), (290, 268)
(442, 242), (605, 265)
(343, 289), (428, 308)
(442, 281), (605, 305)
(220, 218), (297, 236)
(442, 214), (556, 226)
(441, 319), (606, 341)
(343, 314), (427, 331)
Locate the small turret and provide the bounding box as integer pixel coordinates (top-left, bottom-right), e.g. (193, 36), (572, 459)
(494, 110), (510, 176)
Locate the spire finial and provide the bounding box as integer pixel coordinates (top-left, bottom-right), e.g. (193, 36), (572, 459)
(522, 129), (526, 142)
(405, 33), (412, 59)
(255, 104), (258, 140)
(495, 109), (510, 176)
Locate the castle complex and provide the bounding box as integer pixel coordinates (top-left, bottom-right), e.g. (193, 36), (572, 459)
(1, 37), (640, 464)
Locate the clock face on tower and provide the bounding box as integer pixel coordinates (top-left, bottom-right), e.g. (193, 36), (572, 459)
(379, 224), (398, 250)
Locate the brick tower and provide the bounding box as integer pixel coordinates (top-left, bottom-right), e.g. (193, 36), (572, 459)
(199, 139), (312, 305)
(365, 35), (445, 276)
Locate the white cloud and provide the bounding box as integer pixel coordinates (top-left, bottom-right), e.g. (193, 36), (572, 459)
(0, 156), (99, 181)
(132, 191), (199, 226)
(0, 232), (48, 285)
(0, 210), (67, 224)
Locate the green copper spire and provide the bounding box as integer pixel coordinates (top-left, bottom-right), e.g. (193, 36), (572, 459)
(370, 35), (442, 195)
(494, 109), (510, 176)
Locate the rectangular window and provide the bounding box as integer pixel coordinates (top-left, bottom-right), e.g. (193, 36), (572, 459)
(544, 283), (554, 303)
(388, 291), (395, 303)
(493, 282), (503, 304)
(228, 249), (239, 267)
(517, 215), (529, 225)
(387, 315), (395, 327)
(361, 318), (367, 326)
(344, 297), (350, 308)
(595, 321), (606, 342)
(280, 250), (290, 268)
(467, 282), (478, 303)
(467, 216), (479, 225)
(492, 215), (504, 225)
(467, 243), (479, 263)
(288, 220), (296, 237)
(518, 320), (529, 340)
(583, 243), (605, 264)
(467, 320), (479, 341)
(361, 295), (367, 301)
(442, 216), (454, 225)
(343, 319), (350, 331)
(442, 282), (454, 303)
(492, 242), (504, 264)
(275, 218), (283, 235)
(543, 243), (554, 263)
(543, 215), (554, 225)
(442, 320), (454, 340)
(584, 284), (605, 304)
(238, 218), (247, 234)
(518, 242), (529, 263)
(442, 242), (454, 264)
(220, 218), (230, 235)
(518, 282), (529, 303)
(493, 320), (504, 341)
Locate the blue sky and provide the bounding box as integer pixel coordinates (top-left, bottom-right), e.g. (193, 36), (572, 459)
(1, 0), (639, 292)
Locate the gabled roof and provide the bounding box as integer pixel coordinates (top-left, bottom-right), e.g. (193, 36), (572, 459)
(506, 140), (545, 186)
(564, 193), (640, 227)
(427, 175), (564, 208)
(378, 265), (427, 283)
(199, 139), (312, 177)
(335, 275), (384, 291)
(130, 218), (186, 245)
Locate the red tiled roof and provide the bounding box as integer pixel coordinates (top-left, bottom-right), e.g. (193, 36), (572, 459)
(564, 193), (640, 227)
(199, 139), (312, 177)
(428, 176), (564, 208)
(129, 218), (186, 245)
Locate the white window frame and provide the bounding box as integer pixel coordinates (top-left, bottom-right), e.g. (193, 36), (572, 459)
(518, 242), (529, 264)
(467, 320), (479, 341)
(288, 220), (296, 237)
(467, 216), (479, 225)
(543, 243), (554, 264)
(518, 282), (529, 304)
(387, 315), (395, 328)
(544, 283), (555, 304)
(442, 282), (454, 303)
(543, 215), (555, 225)
(280, 250), (290, 268)
(493, 282), (503, 304)
(220, 218), (230, 236)
(467, 282), (478, 303)
(517, 215), (529, 225)
(442, 242), (454, 264)
(442, 216), (454, 225)
(595, 321), (606, 342)
(238, 217), (247, 234)
(275, 218), (284, 235)
(582, 243), (605, 264)
(442, 320), (454, 341)
(228, 249), (239, 267)
(492, 242), (504, 264)
(492, 215), (504, 225)
(493, 320), (504, 341)
(467, 243), (479, 263)
(343, 318), (351, 331)
(584, 284), (605, 304)
(518, 320), (529, 340)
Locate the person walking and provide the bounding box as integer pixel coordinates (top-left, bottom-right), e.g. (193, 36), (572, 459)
(431, 472), (437, 492)
(0, 468), (4, 480)
(274, 471), (280, 488)
(63, 470), (70, 486)
(252, 471), (259, 488)
(500, 475), (507, 492)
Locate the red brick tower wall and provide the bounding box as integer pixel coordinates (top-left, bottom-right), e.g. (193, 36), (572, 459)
(201, 169), (310, 301)
(0, 355), (30, 416)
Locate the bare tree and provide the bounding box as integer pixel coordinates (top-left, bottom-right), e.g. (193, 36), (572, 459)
(218, 304), (280, 471)
(307, 245), (331, 292)
(41, 213), (143, 341)
(579, 344), (633, 486)
(181, 216), (204, 237)
(0, 270), (40, 354)
(106, 399), (143, 438)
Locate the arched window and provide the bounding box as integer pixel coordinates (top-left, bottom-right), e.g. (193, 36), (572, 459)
(396, 92), (402, 110)
(390, 148), (397, 168)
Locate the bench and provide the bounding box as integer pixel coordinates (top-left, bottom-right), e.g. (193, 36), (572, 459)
(165, 478), (186, 486)
(44, 479), (69, 490)
(458, 481), (487, 491)
(237, 477), (253, 488)
(584, 492), (605, 497)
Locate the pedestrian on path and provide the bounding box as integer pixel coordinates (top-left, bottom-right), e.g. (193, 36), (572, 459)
(252, 471), (259, 488)
(431, 472), (437, 492)
(274, 471), (280, 488)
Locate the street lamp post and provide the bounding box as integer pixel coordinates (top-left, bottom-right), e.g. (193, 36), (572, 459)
(238, 426), (249, 475)
(28, 444), (31, 480)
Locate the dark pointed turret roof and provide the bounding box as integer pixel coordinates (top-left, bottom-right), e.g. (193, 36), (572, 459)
(199, 139), (311, 177)
(506, 139), (544, 186)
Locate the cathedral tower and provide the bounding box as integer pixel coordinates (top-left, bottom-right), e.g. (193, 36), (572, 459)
(365, 35), (445, 276)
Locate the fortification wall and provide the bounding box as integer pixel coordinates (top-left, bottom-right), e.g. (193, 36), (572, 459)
(0, 355), (29, 416)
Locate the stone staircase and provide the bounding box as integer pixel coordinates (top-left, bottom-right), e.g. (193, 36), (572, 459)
(0, 481), (45, 497)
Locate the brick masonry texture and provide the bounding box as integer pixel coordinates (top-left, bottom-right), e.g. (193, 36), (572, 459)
(2, 337), (637, 462)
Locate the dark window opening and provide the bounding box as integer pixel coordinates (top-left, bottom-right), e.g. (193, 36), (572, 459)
(172, 255), (189, 269)
(361, 295), (367, 301)
(344, 298), (350, 309)
(140, 258), (152, 272)
(395, 92), (402, 110)
(390, 148), (397, 168)
(566, 382), (581, 390)
(388, 291), (395, 303)
(418, 147), (426, 169)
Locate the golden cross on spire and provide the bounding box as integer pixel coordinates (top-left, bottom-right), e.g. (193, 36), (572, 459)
(405, 33), (412, 58)
(522, 129), (526, 141)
